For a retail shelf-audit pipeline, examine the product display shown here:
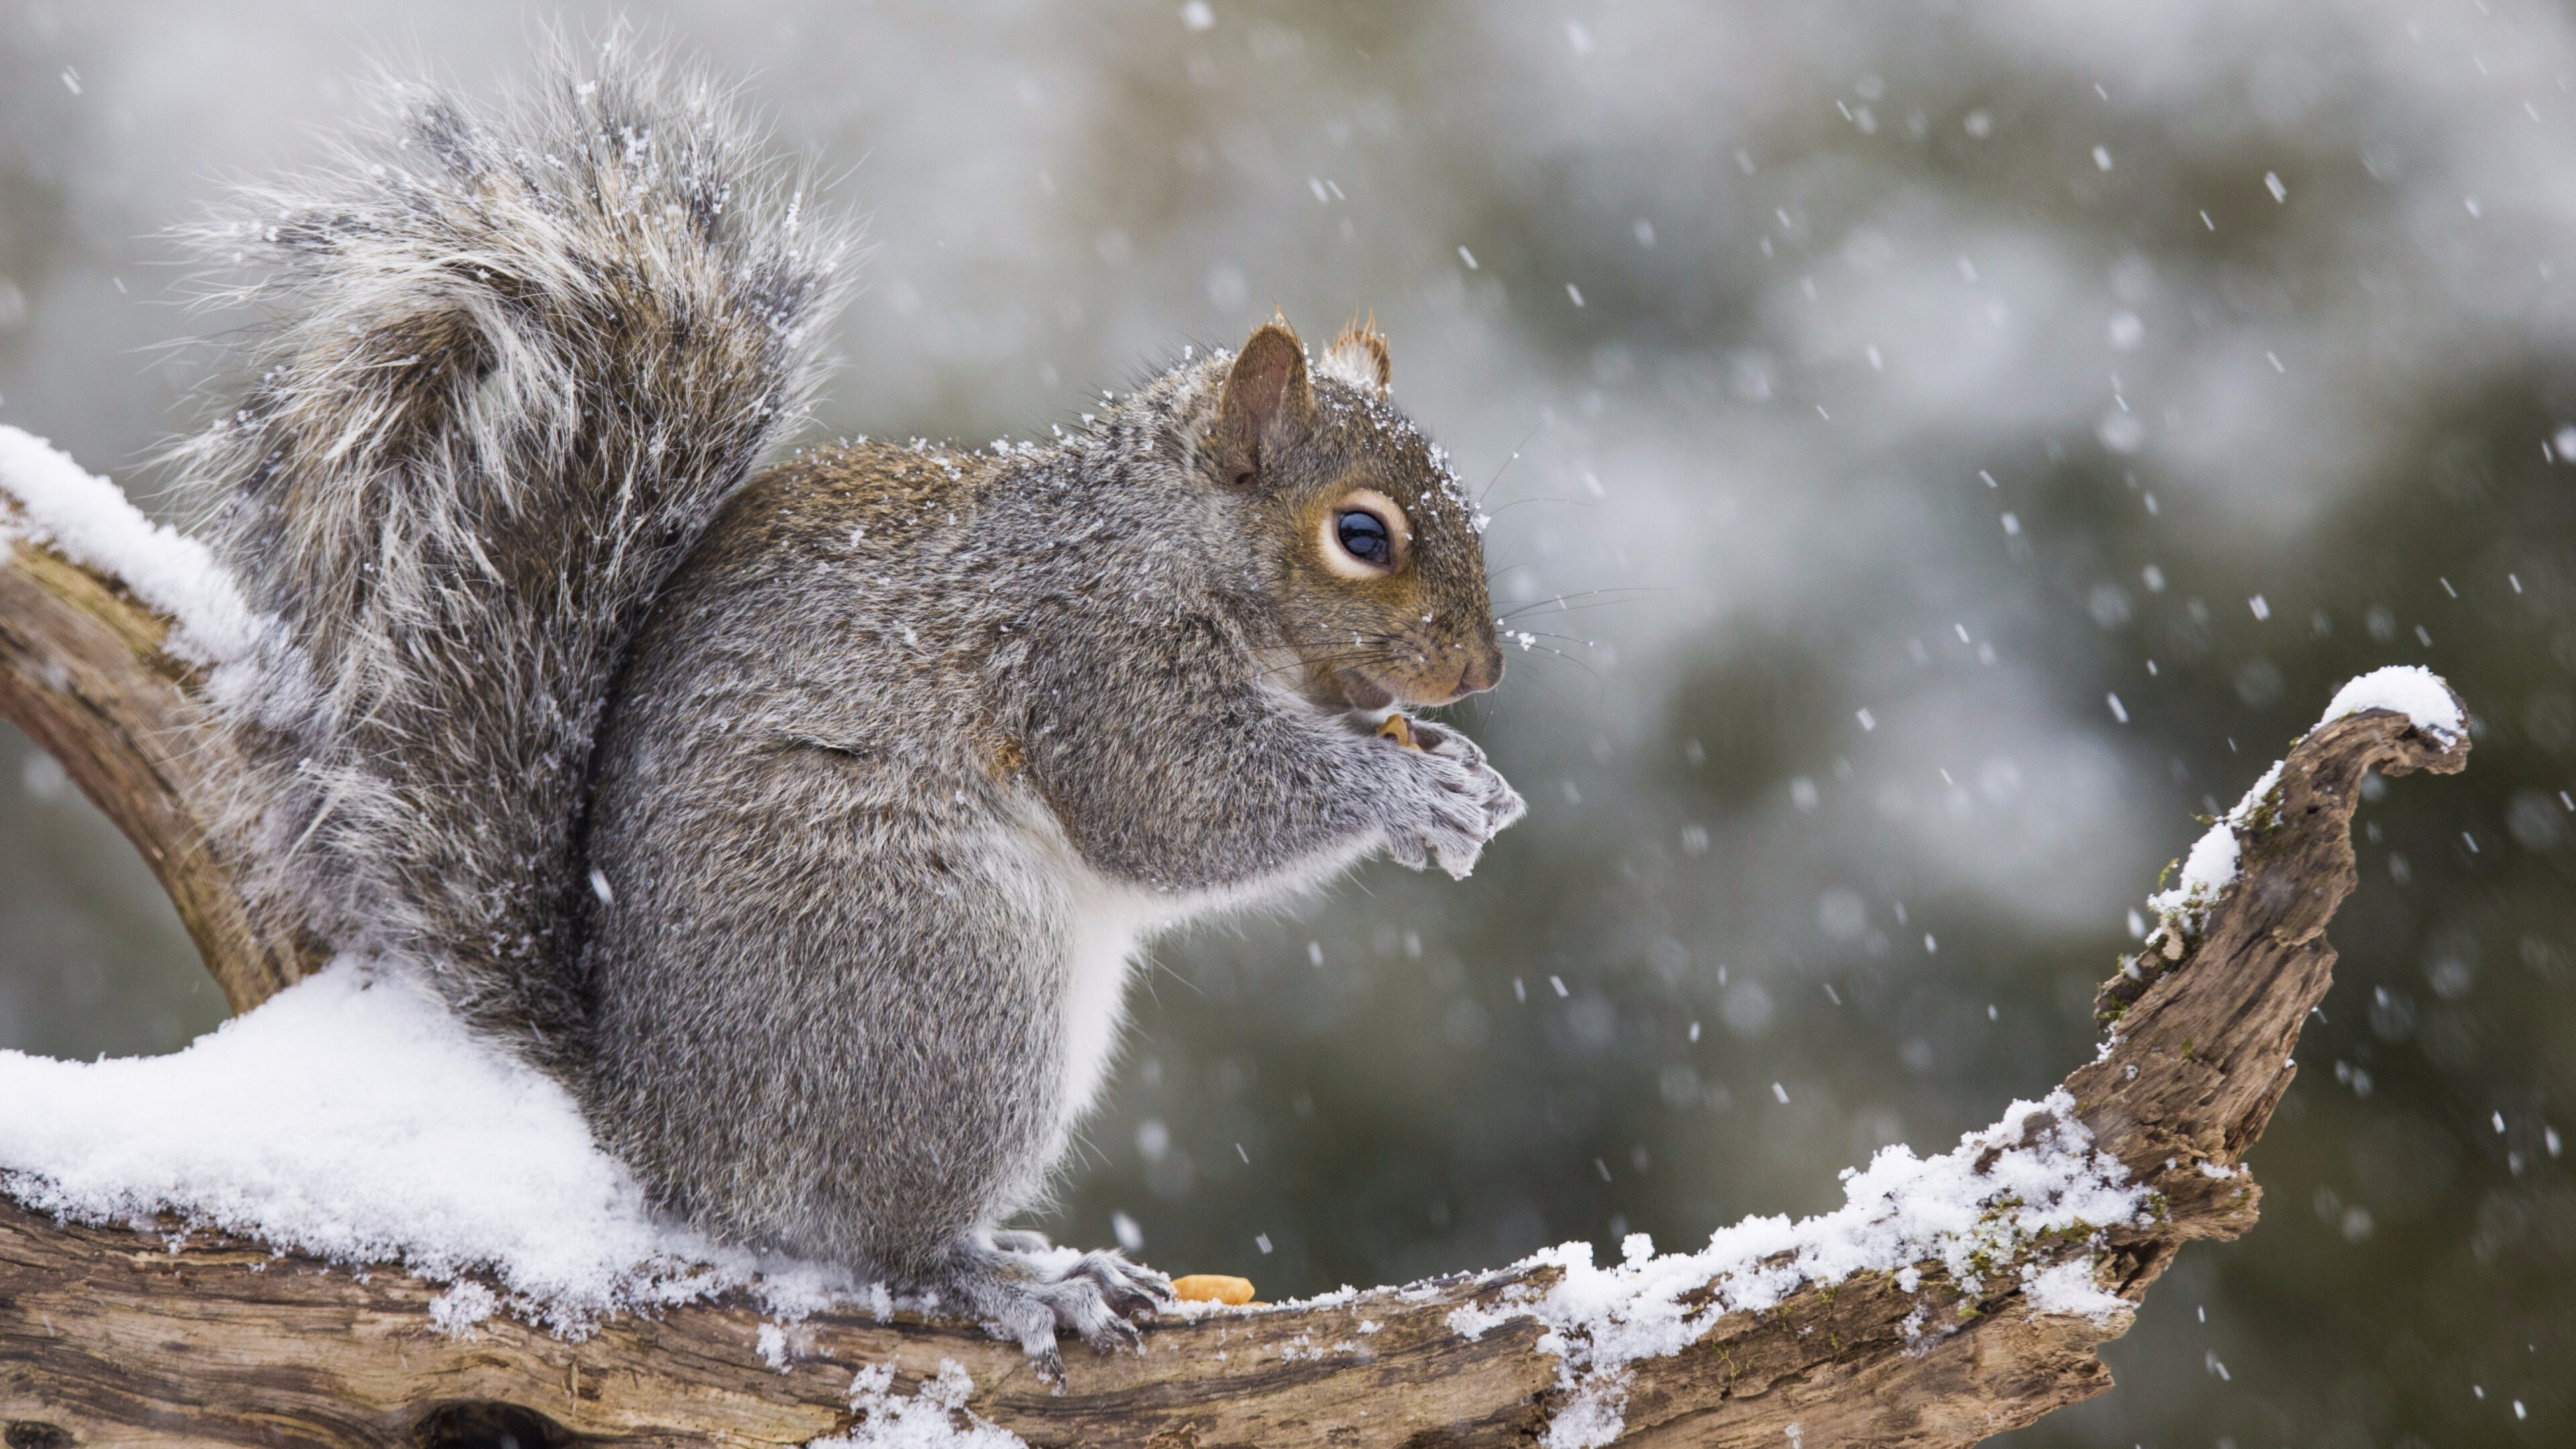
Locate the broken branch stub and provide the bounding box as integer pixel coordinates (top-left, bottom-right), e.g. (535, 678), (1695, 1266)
(0, 506), (2469, 1447)
(2073, 703), (2469, 1252)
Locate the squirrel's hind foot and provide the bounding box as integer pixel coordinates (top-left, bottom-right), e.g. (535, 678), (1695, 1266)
(943, 1234), (1173, 1387)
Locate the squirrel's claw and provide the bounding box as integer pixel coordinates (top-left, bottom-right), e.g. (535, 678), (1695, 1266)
(1374, 718), (1522, 877)
(1069, 1248), (1173, 1325)
(955, 1238), (1172, 1387)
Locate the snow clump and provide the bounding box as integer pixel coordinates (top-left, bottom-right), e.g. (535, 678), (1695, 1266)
(2315, 663), (2463, 743)
(2143, 758), (2284, 943)
(813, 1361), (1028, 1448)
(0, 959), (849, 1335)
(0, 425), (263, 665)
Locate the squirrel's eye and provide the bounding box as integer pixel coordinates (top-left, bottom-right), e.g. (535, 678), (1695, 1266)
(1335, 509), (1393, 567)
(1318, 488), (1409, 579)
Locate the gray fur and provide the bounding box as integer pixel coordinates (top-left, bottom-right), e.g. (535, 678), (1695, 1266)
(185, 44), (1521, 1372)
(177, 41), (851, 1060)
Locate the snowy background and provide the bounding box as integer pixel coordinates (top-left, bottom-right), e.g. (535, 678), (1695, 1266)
(3, 2), (2572, 1443)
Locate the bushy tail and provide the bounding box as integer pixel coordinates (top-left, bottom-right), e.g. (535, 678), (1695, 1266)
(178, 40), (853, 1061)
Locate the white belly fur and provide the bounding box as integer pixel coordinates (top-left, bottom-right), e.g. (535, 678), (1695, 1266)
(1057, 879), (1154, 1133)
(1012, 799), (1385, 1173)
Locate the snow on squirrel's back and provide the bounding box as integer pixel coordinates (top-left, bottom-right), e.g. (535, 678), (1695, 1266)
(0, 960), (827, 1333)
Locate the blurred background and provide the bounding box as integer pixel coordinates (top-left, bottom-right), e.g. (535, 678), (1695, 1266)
(3, 1), (2571, 1443)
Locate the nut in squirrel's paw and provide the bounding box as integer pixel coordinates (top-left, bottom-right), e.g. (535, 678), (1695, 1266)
(1376, 714), (1419, 749)
(1171, 1273), (1256, 1305)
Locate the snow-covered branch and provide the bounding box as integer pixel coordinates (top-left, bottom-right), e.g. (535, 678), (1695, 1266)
(0, 427), (2471, 1448)
(0, 427), (314, 1013)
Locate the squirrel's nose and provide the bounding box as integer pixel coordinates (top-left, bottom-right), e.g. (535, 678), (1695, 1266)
(1452, 645), (1503, 699)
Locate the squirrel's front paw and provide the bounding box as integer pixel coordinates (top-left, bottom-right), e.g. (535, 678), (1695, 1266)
(1377, 720), (1526, 879)
(944, 1236), (1173, 1387)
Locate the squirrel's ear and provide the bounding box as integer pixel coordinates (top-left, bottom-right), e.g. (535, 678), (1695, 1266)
(1322, 314), (1391, 396)
(1212, 317), (1315, 487)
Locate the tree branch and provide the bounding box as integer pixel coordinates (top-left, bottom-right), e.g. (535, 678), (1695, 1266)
(0, 529), (318, 1012)
(0, 492), (2469, 1447)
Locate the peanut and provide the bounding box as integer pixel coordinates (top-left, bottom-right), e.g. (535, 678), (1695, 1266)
(1171, 1273), (1256, 1306)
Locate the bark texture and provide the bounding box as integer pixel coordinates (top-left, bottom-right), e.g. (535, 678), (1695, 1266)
(0, 522), (2469, 1448)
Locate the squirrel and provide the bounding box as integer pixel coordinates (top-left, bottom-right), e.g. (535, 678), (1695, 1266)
(176, 44), (1523, 1375)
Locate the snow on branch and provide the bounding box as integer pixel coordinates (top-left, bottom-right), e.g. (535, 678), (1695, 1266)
(0, 433), (2471, 1448)
(0, 426), (259, 664)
